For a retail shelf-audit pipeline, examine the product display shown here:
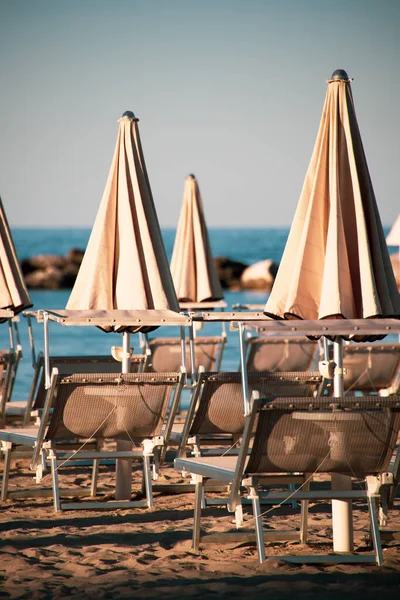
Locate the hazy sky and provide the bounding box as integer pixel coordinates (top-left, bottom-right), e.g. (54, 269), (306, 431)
(0, 0), (398, 228)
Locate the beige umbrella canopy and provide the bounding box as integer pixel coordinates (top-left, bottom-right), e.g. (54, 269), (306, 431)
(386, 214), (400, 247)
(265, 69), (400, 327)
(0, 196), (31, 321)
(67, 111), (179, 332)
(387, 214), (400, 285)
(170, 174), (224, 304)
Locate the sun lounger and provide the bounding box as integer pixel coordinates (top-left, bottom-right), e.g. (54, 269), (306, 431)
(161, 370), (329, 508)
(176, 370), (330, 459)
(0, 369), (185, 511)
(145, 336), (226, 378)
(245, 336), (319, 372)
(22, 352), (147, 426)
(343, 342), (400, 395)
(175, 394), (400, 565)
(0, 346), (23, 426)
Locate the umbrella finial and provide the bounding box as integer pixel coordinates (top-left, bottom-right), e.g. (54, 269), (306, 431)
(188, 174), (196, 180)
(330, 69), (350, 81)
(122, 111), (136, 119)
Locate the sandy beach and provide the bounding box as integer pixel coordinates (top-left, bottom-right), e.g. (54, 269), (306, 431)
(1, 450), (400, 600)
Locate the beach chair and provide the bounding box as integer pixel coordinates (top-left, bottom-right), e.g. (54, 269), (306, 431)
(343, 343), (400, 395)
(22, 351), (147, 426)
(176, 370), (330, 460)
(0, 369), (185, 511)
(175, 394), (400, 565)
(145, 335), (226, 378)
(159, 369), (329, 505)
(0, 348), (19, 426)
(0, 318), (32, 424)
(245, 336), (319, 373)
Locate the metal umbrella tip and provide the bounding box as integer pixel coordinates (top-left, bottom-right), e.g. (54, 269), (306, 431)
(122, 111), (136, 119)
(331, 69), (350, 81)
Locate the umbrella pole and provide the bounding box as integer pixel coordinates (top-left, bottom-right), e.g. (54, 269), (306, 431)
(115, 331), (133, 500)
(43, 312), (51, 389)
(331, 336), (354, 552)
(25, 313), (37, 367)
(180, 326), (187, 379)
(188, 324), (196, 382)
(238, 322), (250, 415)
(7, 319), (14, 350)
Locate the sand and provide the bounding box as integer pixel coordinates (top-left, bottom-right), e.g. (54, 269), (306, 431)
(1, 454), (400, 600)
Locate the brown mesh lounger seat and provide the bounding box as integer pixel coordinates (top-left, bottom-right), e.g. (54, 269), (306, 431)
(176, 370), (330, 459)
(0, 369), (184, 511)
(146, 336), (226, 378)
(343, 342), (400, 395)
(175, 394), (400, 565)
(164, 370), (330, 508)
(0, 346), (23, 425)
(0, 353), (148, 500)
(245, 336), (319, 373)
(22, 352), (147, 426)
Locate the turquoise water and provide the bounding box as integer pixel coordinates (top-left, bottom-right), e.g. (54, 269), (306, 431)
(4, 227), (288, 402)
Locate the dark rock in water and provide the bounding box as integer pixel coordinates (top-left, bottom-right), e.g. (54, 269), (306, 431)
(390, 254), (400, 288)
(61, 261), (81, 287)
(21, 248), (279, 291)
(66, 248), (85, 265)
(22, 254), (67, 272)
(21, 249), (85, 289)
(240, 259), (278, 291)
(24, 266), (66, 290)
(213, 256), (248, 290)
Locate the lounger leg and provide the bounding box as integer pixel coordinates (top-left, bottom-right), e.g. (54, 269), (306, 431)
(249, 485), (265, 563)
(35, 449), (47, 483)
(300, 476), (310, 544)
(368, 494), (384, 566)
(200, 484), (206, 509)
(152, 451), (160, 481)
(90, 459), (99, 497)
(289, 483), (297, 509)
(193, 475), (204, 551)
(143, 455), (153, 508)
(1, 442), (12, 501)
(49, 450), (61, 512)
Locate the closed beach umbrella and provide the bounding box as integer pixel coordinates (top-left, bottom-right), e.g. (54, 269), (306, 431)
(66, 111), (181, 499)
(170, 174), (223, 303)
(0, 196), (31, 319)
(265, 70), (400, 325)
(264, 69), (400, 553)
(386, 214), (400, 283)
(387, 214), (400, 247)
(67, 111), (179, 331)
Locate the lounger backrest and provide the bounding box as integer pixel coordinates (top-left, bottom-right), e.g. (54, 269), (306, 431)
(32, 354), (147, 411)
(343, 343), (400, 393)
(190, 371), (324, 436)
(0, 349), (16, 424)
(45, 372), (180, 442)
(246, 396), (400, 478)
(246, 336), (319, 372)
(147, 336), (225, 376)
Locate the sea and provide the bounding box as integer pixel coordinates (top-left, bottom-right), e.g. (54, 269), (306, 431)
(2, 226), (396, 405)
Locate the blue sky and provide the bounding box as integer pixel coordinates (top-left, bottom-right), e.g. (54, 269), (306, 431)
(0, 0), (398, 228)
